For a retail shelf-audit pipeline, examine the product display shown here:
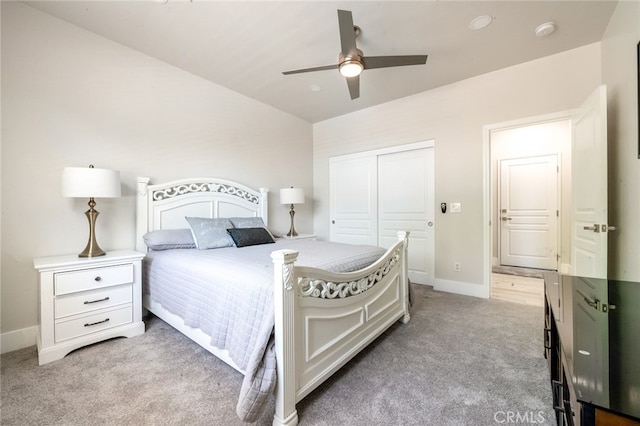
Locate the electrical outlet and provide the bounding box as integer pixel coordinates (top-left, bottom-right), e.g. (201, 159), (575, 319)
(454, 262), (461, 271)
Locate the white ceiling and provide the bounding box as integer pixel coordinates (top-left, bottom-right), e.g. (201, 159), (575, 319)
(24, 1), (617, 123)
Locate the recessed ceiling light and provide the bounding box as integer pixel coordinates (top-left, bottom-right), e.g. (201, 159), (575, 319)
(535, 22), (556, 37)
(309, 84), (322, 92)
(469, 15), (493, 30)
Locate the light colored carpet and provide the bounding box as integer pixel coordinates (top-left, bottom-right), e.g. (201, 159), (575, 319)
(1, 285), (555, 425)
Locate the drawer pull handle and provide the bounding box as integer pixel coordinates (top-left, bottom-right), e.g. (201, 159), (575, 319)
(84, 318), (109, 327)
(84, 297), (110, 305)
(543, 327), (552, 350)
(551, 380), (565, 413)
(94, 276), (102, 282)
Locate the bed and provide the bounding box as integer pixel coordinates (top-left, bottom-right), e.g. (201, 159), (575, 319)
(136, 177), (410, 426)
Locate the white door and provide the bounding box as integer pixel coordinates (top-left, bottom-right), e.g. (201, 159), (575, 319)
(378, 148), (435, 284)
(329, 155), (378, 245)
(571, 85), (608, 278)
(329, 142), (435, 285)
(499, 155), (558, 269)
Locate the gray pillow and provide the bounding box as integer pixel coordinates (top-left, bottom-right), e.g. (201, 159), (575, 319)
(229, 217), (266, 228)
(227, 227), (275, 248)
(143, 229), (196, 250)
(229, 217), (282, 238)
(185, 217), (235, 249)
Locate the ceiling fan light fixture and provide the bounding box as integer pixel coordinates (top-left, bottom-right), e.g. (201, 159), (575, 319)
(339, 60), (363, 77)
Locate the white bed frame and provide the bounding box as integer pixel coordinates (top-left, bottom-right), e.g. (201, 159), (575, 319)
(136, 177), (410, 426)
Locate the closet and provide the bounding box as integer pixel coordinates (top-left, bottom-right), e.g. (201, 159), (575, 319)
(329, 141), (434, 285)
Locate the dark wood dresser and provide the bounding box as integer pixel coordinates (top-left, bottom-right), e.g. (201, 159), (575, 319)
(544, 273), (640, 426)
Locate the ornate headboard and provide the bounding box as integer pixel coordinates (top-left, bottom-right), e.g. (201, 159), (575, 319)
(136, 177), (269, 252)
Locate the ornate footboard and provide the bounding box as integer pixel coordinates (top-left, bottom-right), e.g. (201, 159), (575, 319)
(271, 231), (410, 426)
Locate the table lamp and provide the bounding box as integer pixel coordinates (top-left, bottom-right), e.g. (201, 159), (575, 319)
(279, 187), (305, 237)
(62, 165), (121, 257)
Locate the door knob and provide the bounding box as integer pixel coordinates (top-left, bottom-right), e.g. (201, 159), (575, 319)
(584, 224), (616, 232)
(583, 296), (600, 310)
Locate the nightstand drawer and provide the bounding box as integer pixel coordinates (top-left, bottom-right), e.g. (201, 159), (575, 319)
(55, 305), (132, 343)
(55, 263), (133, 295)
(55, 284), (132, 319)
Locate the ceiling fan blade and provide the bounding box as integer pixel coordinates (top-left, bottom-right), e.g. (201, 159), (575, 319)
(337, 10), (357, 56)
(282, 64), (338, 75)
(346, 75), (360, 100)
(362, 55), (428, 70)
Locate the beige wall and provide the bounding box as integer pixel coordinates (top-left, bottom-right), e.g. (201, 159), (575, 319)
(313, 43), (602, 296)
(1, 3), (313, 336)
(314, 0), (640, 292)
(601, 0), (640, 281)
(2, 0), (638, 346)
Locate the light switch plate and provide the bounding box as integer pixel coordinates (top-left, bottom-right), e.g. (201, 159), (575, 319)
(451, 203), (461, 213)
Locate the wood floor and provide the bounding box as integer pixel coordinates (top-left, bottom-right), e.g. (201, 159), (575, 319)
(491, 272), (544, 307)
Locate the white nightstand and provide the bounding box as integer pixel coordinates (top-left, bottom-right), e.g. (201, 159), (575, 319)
(33, 250), (145, 365)
(282, 234), (317, 241)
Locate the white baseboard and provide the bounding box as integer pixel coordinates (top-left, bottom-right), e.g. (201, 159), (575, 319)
(1, 326), (37, 354)
(433, 279), (490, 299)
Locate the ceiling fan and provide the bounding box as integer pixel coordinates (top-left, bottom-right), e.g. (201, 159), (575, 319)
(282, 9), (428, 100)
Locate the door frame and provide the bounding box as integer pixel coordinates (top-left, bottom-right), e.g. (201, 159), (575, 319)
(483, 110), (573, 298)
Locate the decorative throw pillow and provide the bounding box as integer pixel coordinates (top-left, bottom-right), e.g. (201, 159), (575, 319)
(143, 229), (196, 250)
(229, 217), (283, 238)
(185, 217), (235, 249)
(229, 216), (266, 229)
(227, 227), (275, 248)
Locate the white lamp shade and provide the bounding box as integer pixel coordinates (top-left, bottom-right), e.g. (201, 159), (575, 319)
(62, 166), (121, 198)
(280, 187), (305, 205)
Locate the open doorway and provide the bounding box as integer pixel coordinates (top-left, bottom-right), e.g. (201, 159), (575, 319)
(487, 115), (572, 306)
(482, 86), (610, 304)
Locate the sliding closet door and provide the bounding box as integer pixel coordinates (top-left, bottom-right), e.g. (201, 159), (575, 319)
(330, 141), (435, 285)
(329, 155), (378, 245)
(378, 148), (435, 285)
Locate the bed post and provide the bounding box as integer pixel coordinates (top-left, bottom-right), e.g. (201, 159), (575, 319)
(136, 177), (150, 253)
(259, 188), (269, 225)
(271, 249), (299, 426)
(397, 231), (411, 324)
